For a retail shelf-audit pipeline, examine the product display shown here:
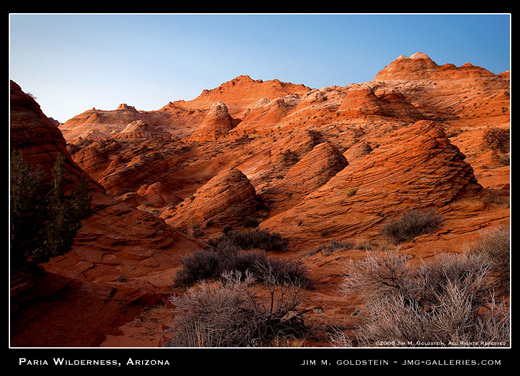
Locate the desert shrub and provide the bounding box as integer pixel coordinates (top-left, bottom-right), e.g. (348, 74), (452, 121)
(380, 209), (443, 244)
(345, 187), (358, 197)
(165, 270), (309, 347)
(173, 249), (221, 287)
(281, 149), (299, 165)
(306, 129), (323, 145)
(496, 153), (510, 167)
(258, 257), (312, 289)
(469, 224), (510, 293)
(210, 229), (288, 251)
(337, 250), (510, 347)
(243, 216), (259, 228)
(307, 239), (355, 256)
(482, 128), (510, 153)
(174, 240), (311, 289)
(10, 150), (91, 268)
(252, 195), (269, 213)
(192, 225), (204, 238)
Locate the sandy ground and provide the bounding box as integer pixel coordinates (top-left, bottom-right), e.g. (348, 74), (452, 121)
(100, 303), (174, 347)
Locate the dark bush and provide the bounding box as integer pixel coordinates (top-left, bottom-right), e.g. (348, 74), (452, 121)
(210, 229), (288, 251)
(10, 150), (47, 268)
(243, 216), (259, 228)
(482, 128), (510, 153)
(173, 249), (220, 288)
(174, 240), (311, 289)
(307, 239), (355, 256)
(281, 149), (299, 165)
(259, 257), (312, 289)
(380, 209), (443, 244)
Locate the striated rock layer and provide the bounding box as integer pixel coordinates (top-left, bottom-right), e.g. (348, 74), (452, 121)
(261, 120), (485, 249)
(10, 81), (97, 190)
(260, 141), (349, 216)
(162, 167), (257, 232)
(112, 120), (172, 141)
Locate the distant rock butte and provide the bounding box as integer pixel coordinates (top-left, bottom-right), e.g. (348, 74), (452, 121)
(188, 102), (237, 141)
(60, 53), (509, 144)
(187, 75), (312, 117)
(374, 52), (500, 83)
(113, 120), (172, 141)
(116, 103), (138, 112)
(60, 75), (311, 141)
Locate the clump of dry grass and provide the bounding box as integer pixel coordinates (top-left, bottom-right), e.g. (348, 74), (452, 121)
(468, 224), (510, 293)
(380, 209), (443, 244)
(164, 269), (310, 347)
(335, 250), (510, 347)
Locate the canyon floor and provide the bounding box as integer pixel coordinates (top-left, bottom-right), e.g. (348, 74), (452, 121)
(10, 52), (510, 347)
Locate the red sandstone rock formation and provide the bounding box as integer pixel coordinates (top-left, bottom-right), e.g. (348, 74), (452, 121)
(260, 141), (348, 216)
(185, 74), (312, 118)
(260, 120), (487, 249)
(10, 51), (510, 347)
(10, 80), (96, 189)
(112, 120), (173, 141)
(161, 167), (257, 232)
(337, 84), (386, 117)
(188, 101), (237, 141)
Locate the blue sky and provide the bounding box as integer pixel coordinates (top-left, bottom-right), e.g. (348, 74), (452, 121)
(9, 13), (511, 122)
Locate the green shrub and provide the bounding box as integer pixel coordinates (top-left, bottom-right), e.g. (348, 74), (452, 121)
(380, 209), (443, 244)
(10, 150), (47, 268)
(10, 150), (91, 268)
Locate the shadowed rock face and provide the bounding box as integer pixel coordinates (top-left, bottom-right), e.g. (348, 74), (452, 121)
(260, 141), (349, 215)
(10, 80), (95, 189)
(10, 81), (202, 347)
